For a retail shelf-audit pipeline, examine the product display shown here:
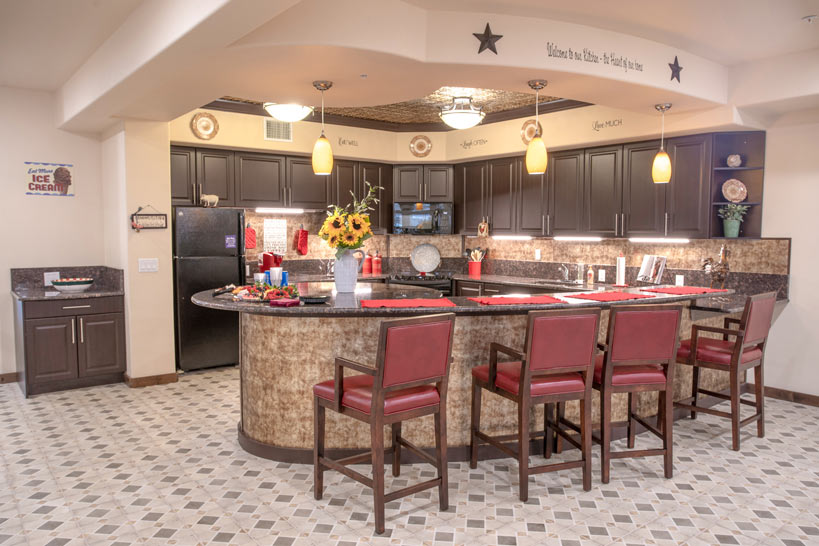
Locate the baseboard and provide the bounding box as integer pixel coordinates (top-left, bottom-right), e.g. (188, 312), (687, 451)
(0, 372), (19, 384)
(124, 372), (178, 388)
(760, 384), (819, 408)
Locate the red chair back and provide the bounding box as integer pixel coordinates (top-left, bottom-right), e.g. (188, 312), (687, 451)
(742, 292), (776, 345)
(380, 314), (456, 388)
(527, 309), (601, 372)
(609, 305), (682, 363)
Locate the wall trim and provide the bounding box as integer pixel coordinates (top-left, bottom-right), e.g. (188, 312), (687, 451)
(762, 385), (819, 407)
(0, 372), (19, 384)
(125, 372), (178, 388)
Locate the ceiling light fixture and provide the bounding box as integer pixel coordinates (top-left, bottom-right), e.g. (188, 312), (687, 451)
(439, 96), (485, 129)
(629, 237), (690, 244)
(553, 236), (603, 242)
(263, 103), (313, 122)
(312, 80), (333, 176)
(525, 79), (549, 175)
(652, 103), (672, 184)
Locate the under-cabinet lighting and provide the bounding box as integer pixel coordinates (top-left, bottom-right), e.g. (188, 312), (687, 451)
(629, 237), (690, 244)
(255, 208), (305, 214)
(553, 236), (603, 242)
(491, 235), (533, 241)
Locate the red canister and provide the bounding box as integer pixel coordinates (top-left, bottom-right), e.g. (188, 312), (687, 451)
(372, 253), (382, 275)
(468, 261), (481, 278)
(362, 254), (373, 275)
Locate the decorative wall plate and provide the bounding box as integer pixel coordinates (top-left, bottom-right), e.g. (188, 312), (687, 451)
(190, 112), (219, 140)
(410, 243), (441, 273)
(721, 178), (748, 203)
(409, 135), (432, 157)
(520, 119), (543, 145)
(726, 154), (742, 167)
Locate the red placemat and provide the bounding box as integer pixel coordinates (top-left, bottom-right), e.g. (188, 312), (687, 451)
(568, 291), (656, 302)
(360, 298), (456, 309)
(640, 286), (728, 295)
(468, 295), (564, 306)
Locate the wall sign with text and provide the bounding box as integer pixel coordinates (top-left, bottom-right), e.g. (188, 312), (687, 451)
(25, 162), (74, 196)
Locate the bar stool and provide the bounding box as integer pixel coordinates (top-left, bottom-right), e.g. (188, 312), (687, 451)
(591, 304), (682, 484)
(674, 292), (776, 451)
(469, 308), (601, 501)
(312, 313), (456, 535)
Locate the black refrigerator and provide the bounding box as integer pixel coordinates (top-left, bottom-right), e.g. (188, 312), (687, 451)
(173, 207), (245, 371)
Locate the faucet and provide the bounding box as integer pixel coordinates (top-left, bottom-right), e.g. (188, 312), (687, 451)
(557, 264), (569, 282)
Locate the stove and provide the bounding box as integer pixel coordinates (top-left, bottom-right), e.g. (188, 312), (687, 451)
(388, 271), (453, 295)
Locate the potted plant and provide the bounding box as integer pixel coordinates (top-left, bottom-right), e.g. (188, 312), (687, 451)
(717, 204), (750, 238)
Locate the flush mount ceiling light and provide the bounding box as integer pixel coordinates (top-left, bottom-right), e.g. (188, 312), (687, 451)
(439, 96), (485, 129)
(263, 103), (313, 122)
(525, 79), (549, 175)
(312, 80), (333, 176)
(652, 103), (672, 184)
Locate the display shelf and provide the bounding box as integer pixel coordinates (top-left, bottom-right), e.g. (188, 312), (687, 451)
(709, 131), (765, 239)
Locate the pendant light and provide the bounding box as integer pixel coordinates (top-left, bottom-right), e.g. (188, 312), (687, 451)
(439, 97), (485, 129)
(652, 103), (672, 184)
(312, 80), (333, 176)
(525, 80), (549, 175)
(263, 103), (313, 122)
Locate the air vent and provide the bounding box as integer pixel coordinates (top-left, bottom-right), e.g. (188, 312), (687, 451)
(263, 118), (293, 142)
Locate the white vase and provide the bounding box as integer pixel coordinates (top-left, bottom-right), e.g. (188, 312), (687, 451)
(334, 250), (362, 293)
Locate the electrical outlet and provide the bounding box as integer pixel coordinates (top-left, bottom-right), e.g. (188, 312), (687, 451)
(43, 271), (60, 286)
(534, 249), (542, 260)
(598, 269), (606, 282)
(138, 258), (159, 273)
(675, 274), (685, 286)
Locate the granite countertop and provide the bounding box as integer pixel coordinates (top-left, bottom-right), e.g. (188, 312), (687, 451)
(451, 273), (595, 292)
(290, 273), (389, 283)
(12, 288), (125, 301)
(690, 294), (789, 313)
(11, 265), (125, 302)
(192, 283), (735, 317)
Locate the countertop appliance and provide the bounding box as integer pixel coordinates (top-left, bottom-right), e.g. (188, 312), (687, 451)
(392, 202), (453, 235)
(173, 207), (245, 371)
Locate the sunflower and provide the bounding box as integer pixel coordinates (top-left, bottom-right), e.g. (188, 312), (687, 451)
(347, 213), (369, 238)
(323, 213), (346, 238)
(342, 230), (360, 246)
(327, 234), (340, 247)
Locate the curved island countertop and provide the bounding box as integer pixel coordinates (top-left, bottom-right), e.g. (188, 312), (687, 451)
(192, 282), (736, 462)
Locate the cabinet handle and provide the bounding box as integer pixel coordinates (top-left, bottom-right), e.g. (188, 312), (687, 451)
(541, 215), (545, 235)
(615, 213), (619, 236)
(547, 214), (551, 235)
(621, 213), (626, 236)
(79, 318), (84, 344)
(198, 183), (203, 202)
(71, 319), (76, 345)
(191, 181), (196, 201)
(664, 212), (669, 236)
(62, 305), (91, 310)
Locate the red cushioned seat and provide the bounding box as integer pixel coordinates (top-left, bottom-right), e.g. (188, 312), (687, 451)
(313, 374), (440, 415)
(677, 337), (763, 365)
(593, 354), (665, 385)
(471, 361), (585, 396)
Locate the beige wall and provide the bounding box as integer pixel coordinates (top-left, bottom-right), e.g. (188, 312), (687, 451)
(0, 86), (105, 376)
(761, 112), (819, 396)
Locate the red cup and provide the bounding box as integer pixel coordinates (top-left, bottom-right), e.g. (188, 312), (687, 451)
(468, 261), (481, 278)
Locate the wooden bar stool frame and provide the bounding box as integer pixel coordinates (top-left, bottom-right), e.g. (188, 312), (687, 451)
(313, 313), (456, 535)
(674, 292), (776, 451)
(469, 308), (601, 501)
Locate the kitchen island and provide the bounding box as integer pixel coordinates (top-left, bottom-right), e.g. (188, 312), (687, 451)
(193, 283), (739, 462)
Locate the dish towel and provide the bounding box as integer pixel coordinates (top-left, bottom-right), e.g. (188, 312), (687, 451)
(568, 291), (657, 302)
(640, 286), (728, 295)
(468, 295), (564, 305)
(293, 228), (309, 255)
(245, 225), (257, 249)
(361, 298), (456, 308)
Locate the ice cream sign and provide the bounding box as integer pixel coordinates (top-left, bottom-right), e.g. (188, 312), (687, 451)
(25, 161), (74, 196)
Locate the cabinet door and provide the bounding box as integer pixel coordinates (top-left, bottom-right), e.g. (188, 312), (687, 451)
(622, 141), (665, 236)
(359, 162), (392, 233)
(77, 313), (125, 377)
(517, 158), (546, 235)
(24, 317), (77, 384)
(454, 162), (486, 234)
(333, 160), (358, 210)
(423, 165), (453, 202)
(547, 150), (584, 235)
(234, 152), (285, 207)
(170, 146), (196, 205)
(487, 158), (516, 234)
(583, 145), (622, 236)
(393, 166), (423, 202)
(456, 281), (482, 297)
(667, 134), (712, 238)
(196, 149), (234, 206)
(287, 157), (332, 209)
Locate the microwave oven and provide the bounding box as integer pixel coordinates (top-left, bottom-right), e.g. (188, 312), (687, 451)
(392, 202), (453, 235)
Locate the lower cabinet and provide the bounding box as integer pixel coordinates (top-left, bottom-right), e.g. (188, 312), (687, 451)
(15, 296), (126, 397)
(455, 280), (540, 296)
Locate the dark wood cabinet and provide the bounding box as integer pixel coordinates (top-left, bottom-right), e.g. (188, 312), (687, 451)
(287, 157), (332, 209)
(454, 162), (486, 234)
(622, 140), (664, 236)
(667, 134), (712, 238)
(487, 158), (516, 234)
(234, 151), (285, 207)
(517, 160), (546, 235)
(547, 149), (584, 236)
(393, 165), (424, 202)
(333, 160), (358, 210)
(171, 146), (197, 205)
(583, 145), (622, 236)
(423, 166), (454, 201)
(454, 280), (482, 297)
(358, 162), (392, 233)
(196, 149), (235, 206)
(77, 313), (126, 377)
(24, 317), (78, 384)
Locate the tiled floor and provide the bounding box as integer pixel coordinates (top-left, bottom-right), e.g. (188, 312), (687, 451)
(1, 367), (818, 546)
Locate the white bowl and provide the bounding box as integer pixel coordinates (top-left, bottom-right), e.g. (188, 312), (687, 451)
(52, 278), (94, 293)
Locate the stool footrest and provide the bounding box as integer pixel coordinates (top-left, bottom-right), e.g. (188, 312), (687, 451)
(396, 436), (437, 467)
(319, 456), (373, 488)
(334, 451), (376, 467)
(474, 431), (518, 459)
(633, 416), (662, 440)
(384, 478), (442, 503)
(528, 460), (584, 476)
(740, 413), (762, 427)
(674, 402), (732, 419)
(610, 448), (665, 460)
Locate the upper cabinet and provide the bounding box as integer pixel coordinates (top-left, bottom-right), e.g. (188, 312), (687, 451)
(486, 158), (517, 234)
(286, 157), (333, 209)
(424, 166), (454, 201)
(171, 147), (197, 205)
(358, 162), (393, 234)
(234, 151), (285, 208)
(332, 160), (358, 210)
(196, 149), (235, 206)
(666, 134), (712, 238)
(454, 162), (486, 234)
(582, 145), (622, 237)
(622, 141), (665, 236)
(516, 161), (546, 235)
(547, 150), (584, 236)
(393, 165), (453, 203)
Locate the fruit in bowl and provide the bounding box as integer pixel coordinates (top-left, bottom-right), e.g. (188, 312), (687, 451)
(51, 278), (94, 293)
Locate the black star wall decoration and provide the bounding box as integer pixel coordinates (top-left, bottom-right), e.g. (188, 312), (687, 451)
(473, 23), (502, 54)
(669, 56), (683, 82)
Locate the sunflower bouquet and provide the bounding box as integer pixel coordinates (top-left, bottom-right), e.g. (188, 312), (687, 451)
(319, 182), (382, 259)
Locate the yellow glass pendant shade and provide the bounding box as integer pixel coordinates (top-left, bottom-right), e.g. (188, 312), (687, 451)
(652, 150), (672, 184)
(312, 134), (333, 175)
(526, 136), (548, 175)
